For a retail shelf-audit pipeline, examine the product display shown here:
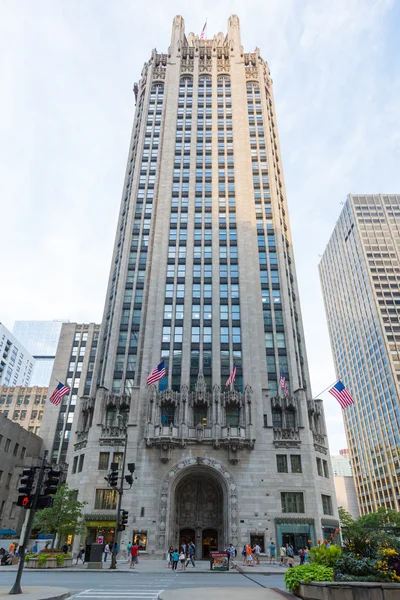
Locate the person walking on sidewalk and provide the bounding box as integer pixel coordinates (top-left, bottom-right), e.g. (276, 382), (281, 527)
(104, 543), (110, 562)
(269, 541), (276, 564)
(286, 544), (295, 568)
(186, 541), (196, 568)
(179, 549), (186, 570)
(172, 549), (179, 570)
(280, 543), (287, 566)
(252, 543), (261, 565)
(245, 543), (253, 566)
(167, 545), (173, 568)
(130, 543), (139, 568)
(76, 544), (85, 564)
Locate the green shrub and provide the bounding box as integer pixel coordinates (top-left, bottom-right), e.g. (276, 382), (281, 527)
(38, 554), (47, 567)
(310, 544), (342, 566)
(284, 564), (334, 592)
(335, 554), (377, 577)
(56, 554), (64, 566)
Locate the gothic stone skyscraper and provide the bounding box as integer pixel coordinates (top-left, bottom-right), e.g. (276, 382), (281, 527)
(67, 16), (338, 556)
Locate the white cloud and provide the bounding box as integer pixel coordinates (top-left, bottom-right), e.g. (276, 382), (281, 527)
(1, 0), (398, 453)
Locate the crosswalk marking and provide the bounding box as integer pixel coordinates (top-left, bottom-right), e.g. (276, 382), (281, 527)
(74, 590), (164, 599)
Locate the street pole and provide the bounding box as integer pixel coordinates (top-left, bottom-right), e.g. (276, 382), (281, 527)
(9, 451), (48, 595)
(110, 429), (128, 570)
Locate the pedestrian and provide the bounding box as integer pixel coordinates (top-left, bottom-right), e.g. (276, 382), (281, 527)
(127, 541), (132, 561)
(9, 542), (15, 556)
(304, 547), (310, 563)
(299, 547), (305, 565)
(269, 541), (276, 564)
(229, 543), (236, 558)
(172, 548), (179, 570)
(179, 549), (186, 570)
(61, 543), (68, 554)
(252, 543), (261, 565)
(76, 544), (85, 564)
(186, 541), (196, 568)
(241, 545), (247, 565)
(104, 543), (110, 562)
(167, 545), (174, 568)
(130, 542), (139, 568)
(286, 544), (294, 568)
(280, 543), (287, 566)
(33, 542), (38, 554)
(245, 543), (253, 566)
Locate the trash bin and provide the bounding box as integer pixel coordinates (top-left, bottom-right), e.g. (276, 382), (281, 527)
(87, 543), (103, 569)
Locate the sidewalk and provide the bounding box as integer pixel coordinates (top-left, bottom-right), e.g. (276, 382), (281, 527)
(0, 587), (69, 600)
(160, 589), (287, 600)
(0, 557), (292, 574)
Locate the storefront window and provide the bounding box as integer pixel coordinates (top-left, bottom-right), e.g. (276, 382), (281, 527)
(132, 531), (147, 551)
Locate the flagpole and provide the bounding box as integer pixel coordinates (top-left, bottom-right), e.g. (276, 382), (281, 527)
(312, 380), (338, 400)
(205, 17), (207, 40)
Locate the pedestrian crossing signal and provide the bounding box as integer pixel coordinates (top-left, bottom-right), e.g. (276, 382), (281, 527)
(17, 495), (32, 508)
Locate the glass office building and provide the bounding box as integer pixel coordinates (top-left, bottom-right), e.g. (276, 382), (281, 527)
(320, 194), (400, 513)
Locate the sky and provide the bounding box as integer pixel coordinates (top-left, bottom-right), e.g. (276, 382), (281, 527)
(1, 0), (399, 453)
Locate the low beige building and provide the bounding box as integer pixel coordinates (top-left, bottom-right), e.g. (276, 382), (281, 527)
(0, 412), (43, 534)
(0, 386), (47, 436)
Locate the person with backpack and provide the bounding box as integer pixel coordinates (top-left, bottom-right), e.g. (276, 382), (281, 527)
(172, 548), (179, 570)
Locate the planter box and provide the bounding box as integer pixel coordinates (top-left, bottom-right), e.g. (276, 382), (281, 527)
(26, 557), (73, 569)
(297, 581), (400, 600)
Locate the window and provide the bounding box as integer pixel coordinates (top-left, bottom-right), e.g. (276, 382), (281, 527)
(194, 405), (207, 426)
(20, 447), (26, 459)
(281, 492), (304, 513)
(161, 404), (175, 425)
(322, 495), (333, 515)
(226, 404), (240, 426)
(0, 470), (2, 482)
(113, 452), (124, 469)
(4, 438), (11, 452)
(6, 473), (12, 488)
(323, 460), (329, 478)
(290, 455), (302, 473)
(286, 409), (295, 428)
(316, 458), (323, 477)
(13, 442), (19, 456)
(72, 456), (78, 474)
(78, 454), (85, 472)
(272, 410), (282, 428)
(98, 452), (110, 471)
(276, 454), (288, 473)
(95, 489), (118, 510)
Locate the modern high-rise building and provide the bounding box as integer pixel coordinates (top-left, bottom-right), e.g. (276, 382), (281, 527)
(319, 193), (400, 514)
(39, 322), (100, 465)
(66, 15), (338, 556)
(13, 320), (68, 386)
(0, 323), (35, 387)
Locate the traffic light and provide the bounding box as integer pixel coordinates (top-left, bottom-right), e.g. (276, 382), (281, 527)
(36, 496), (54, 509)
(108, 463), (119, 488)
(17, 468), (35, 509)
(43, 469), (61, 496)
(121, 510), (128, 526)
(125, 463), (135, 487)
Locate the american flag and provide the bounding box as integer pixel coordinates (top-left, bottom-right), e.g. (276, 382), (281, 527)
(280, 370), (289, 398)
(49, 382), (70, 406)
(226, 365), (237, 387)
(200, 21), (207, 40)
(146, 361), (166, 386)
(329, 380), (354, 409)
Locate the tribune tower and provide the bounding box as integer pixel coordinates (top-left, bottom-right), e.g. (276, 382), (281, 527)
(66, 16), (338, 557)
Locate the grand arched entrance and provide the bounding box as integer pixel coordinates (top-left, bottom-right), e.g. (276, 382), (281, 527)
(175, 474), (223, 558)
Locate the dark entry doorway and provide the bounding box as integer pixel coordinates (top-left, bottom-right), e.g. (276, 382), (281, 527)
(202, 528), (218, 558)
(179, 528), (195, 549)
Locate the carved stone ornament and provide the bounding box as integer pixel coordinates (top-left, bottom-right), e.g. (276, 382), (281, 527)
(156, 457), (239, 550)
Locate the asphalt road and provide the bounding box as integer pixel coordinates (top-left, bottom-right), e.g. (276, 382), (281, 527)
(1, 571), (288, 598)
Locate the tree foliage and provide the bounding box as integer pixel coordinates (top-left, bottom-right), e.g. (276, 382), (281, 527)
(33, 484), (86, 539)
(339, 506), (400, 557)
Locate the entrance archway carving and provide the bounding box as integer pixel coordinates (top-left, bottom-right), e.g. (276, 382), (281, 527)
(157, 457), (239, 553)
